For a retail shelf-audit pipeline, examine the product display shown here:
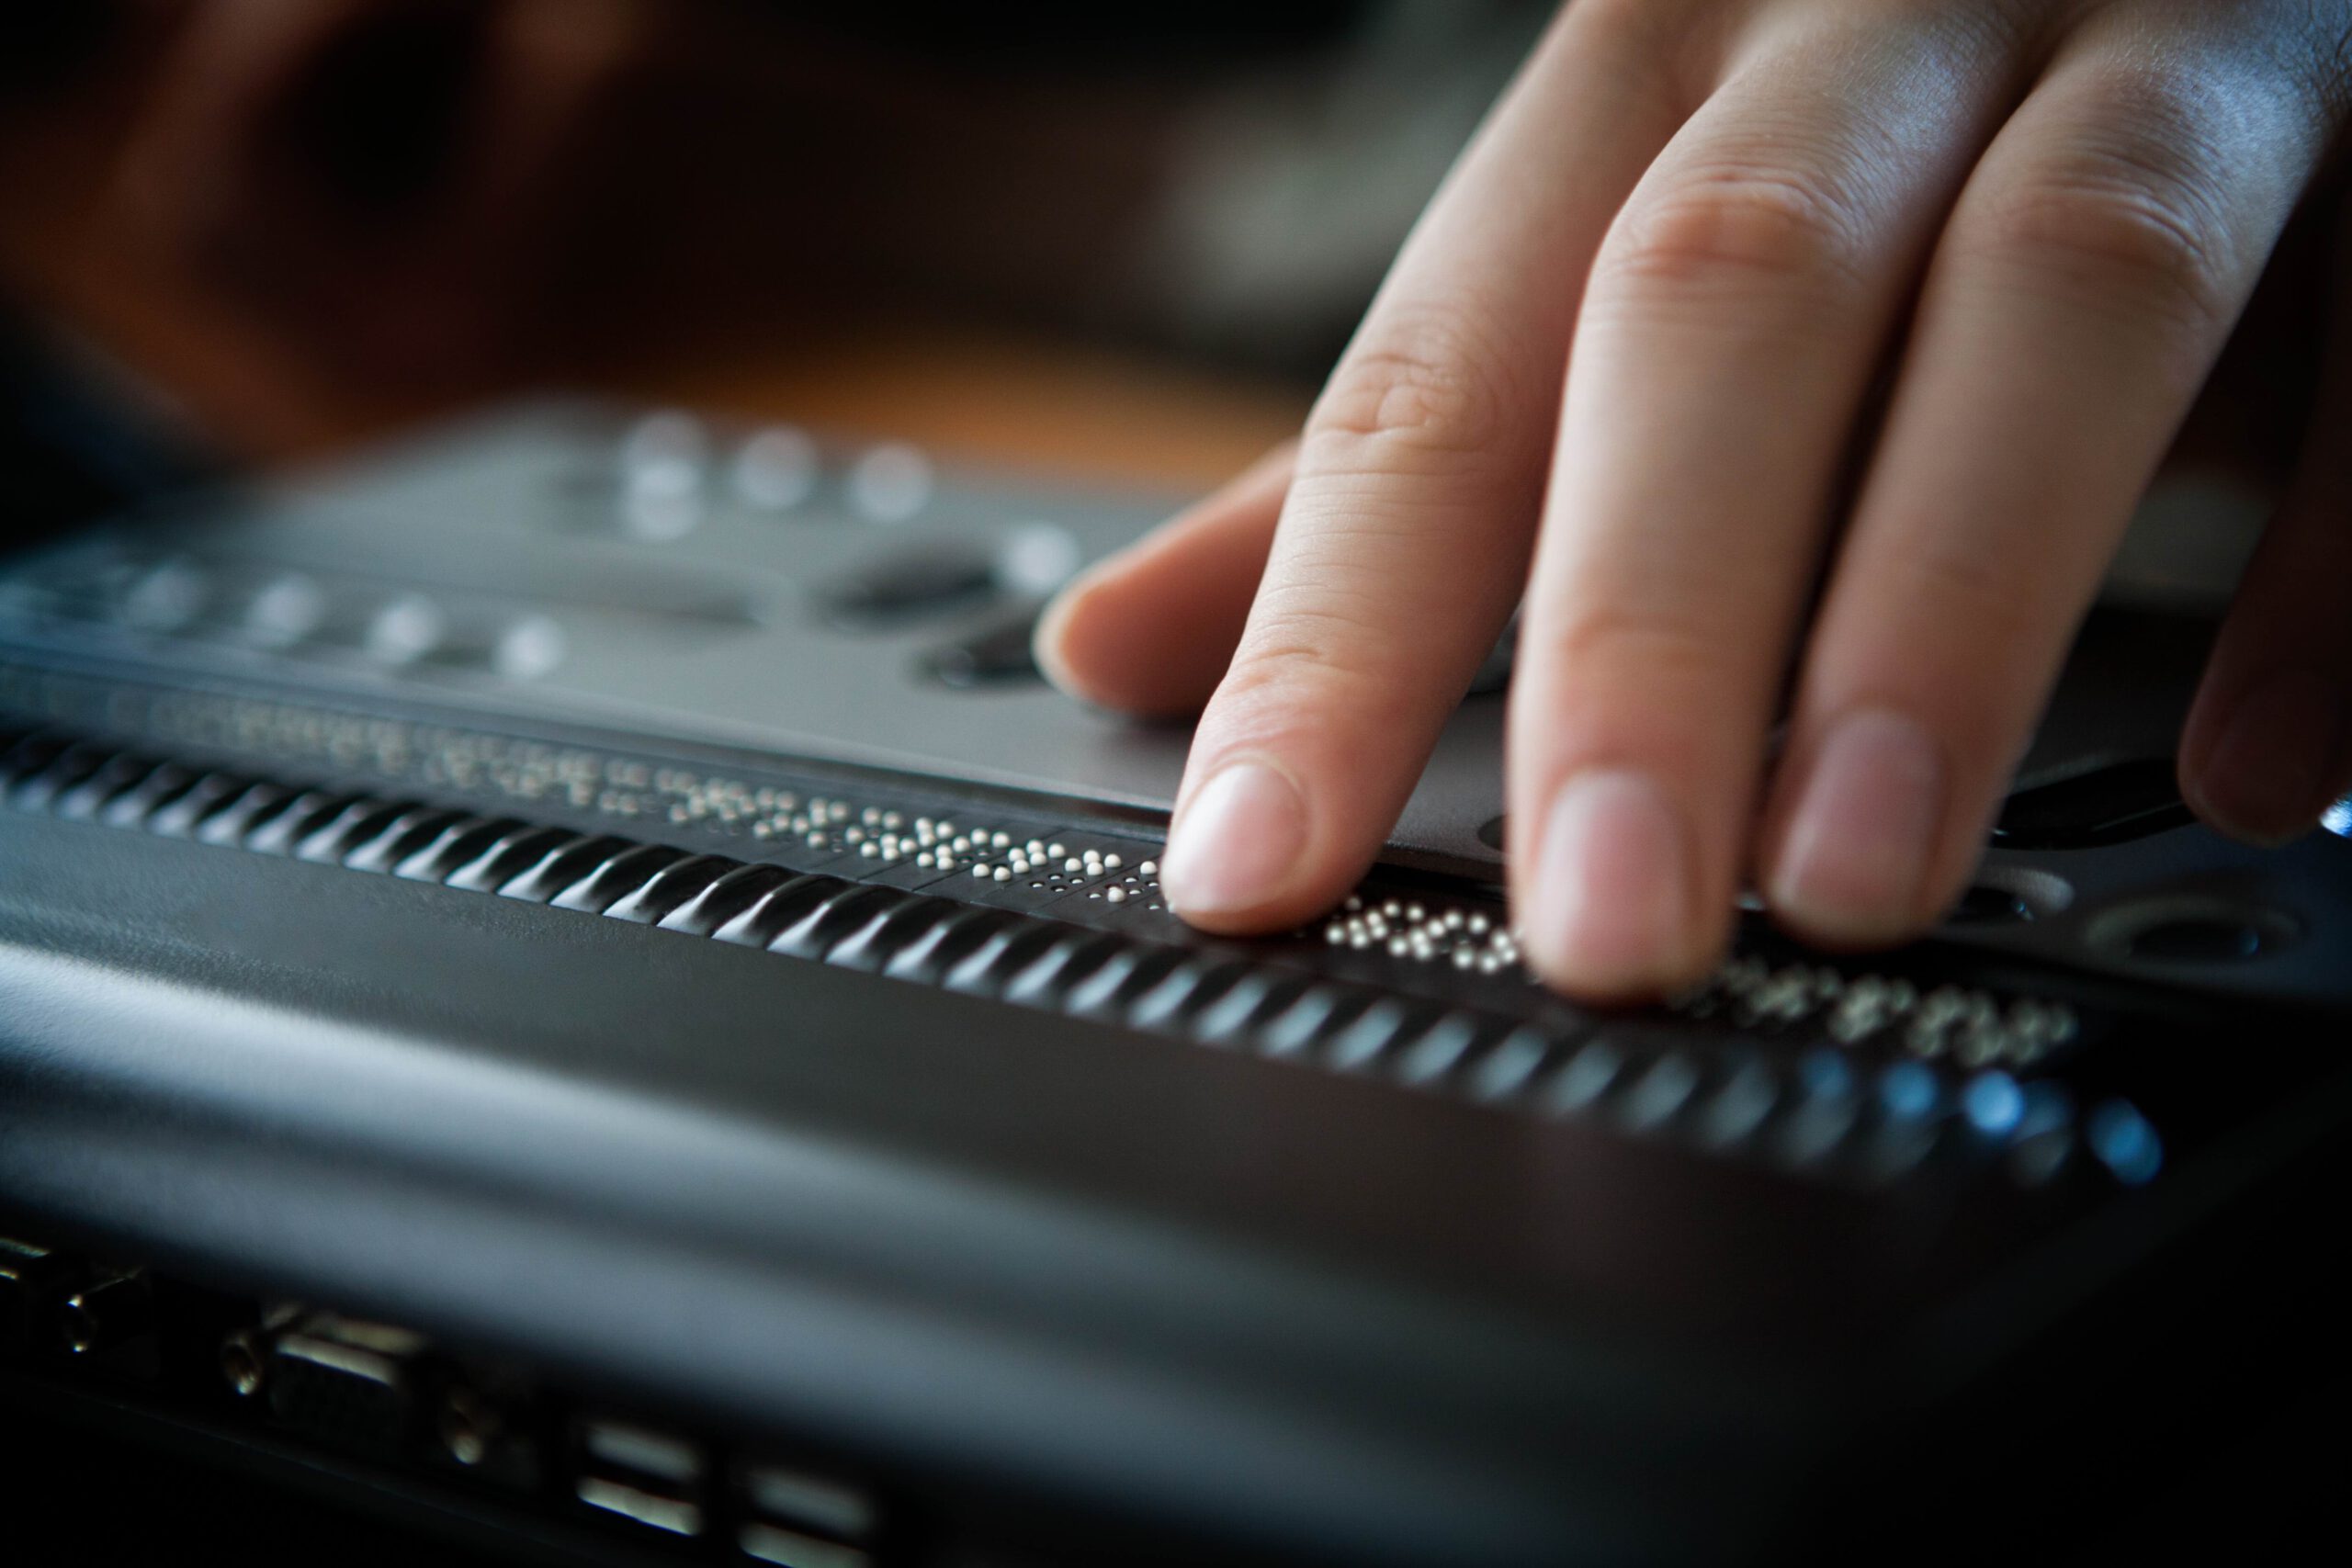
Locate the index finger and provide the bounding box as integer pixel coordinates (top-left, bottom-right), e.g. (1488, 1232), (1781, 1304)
(1157, 5), (1685, 932)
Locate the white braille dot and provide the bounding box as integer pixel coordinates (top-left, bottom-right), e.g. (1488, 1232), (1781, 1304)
(972, 865), (990, 879)
(1140, 860), (1158, 876)
(1106, 887), (1127, 904)
(1104, 853), (1123, 869)
(992, 867), (1011, 882)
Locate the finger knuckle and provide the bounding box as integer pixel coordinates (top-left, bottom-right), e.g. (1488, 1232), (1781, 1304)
(1975, 96), (2240, 337)
(1311, 301), (1526, 464)
(1528, 603), (1739, 691)
(1219, 598), (1428, 727)
(1599, 163), (1871, 302)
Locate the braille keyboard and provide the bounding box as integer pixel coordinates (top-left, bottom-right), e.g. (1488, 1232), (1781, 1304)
(4, 402), (2349, 1566)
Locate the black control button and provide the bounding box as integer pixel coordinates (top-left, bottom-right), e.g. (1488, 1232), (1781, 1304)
(494, 835), (639, 903)
(2089, 895), (2300, 965)
(658, 863), (801, 937)
(10, 740), (112, 810)
(548, 843), (690, 914)
(295, 799), (418, 864)
(768, 884), (910, 960)
(1324, 999), (1428, 1073)
(921, 607), (1045, 688)
(393, 817), (528, 883)
(708, 874), (854, 948)
(824, 894), (964, 972)
(884, 906), (1021, 985)
(944, 919), (1078, 998)
(444, 825), (578, 892)
(999, 930), (1129, 1007)
(820, 544), (1000, 627)
(145, 772), (254, 838)
(2126, 917), (2267, 964)
(244, 790), (362, 855)
(97, 761), (203, 829)
(1992, 759), (2193, 850)
(1255, 985), (1376, 1060)
(47, 751), (155, 819)
(343, 807), (469, 874)
(603, 855), (739, 925)
(1190, 969), (1316, 1047)
(1948, 885), (2034, 926)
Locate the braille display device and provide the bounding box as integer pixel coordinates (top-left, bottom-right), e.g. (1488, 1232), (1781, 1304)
(4, 404), (2348, 1564)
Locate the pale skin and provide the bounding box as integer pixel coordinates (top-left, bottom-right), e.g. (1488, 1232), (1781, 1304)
(1038, 0), (2352, 1002)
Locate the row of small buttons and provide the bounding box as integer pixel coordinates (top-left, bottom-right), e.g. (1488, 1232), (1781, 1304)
(0, 725), (2163, 1193)
(611, 412), (935, 539)
(2, 554), (565, 681)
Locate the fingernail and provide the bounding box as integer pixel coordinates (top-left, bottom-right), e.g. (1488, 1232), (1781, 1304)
(2192, 667), (2344, 845)
(1160, 760), (1308, 918)
(1770, 708), (1944, 941)
(1526, 769), (1691, 992)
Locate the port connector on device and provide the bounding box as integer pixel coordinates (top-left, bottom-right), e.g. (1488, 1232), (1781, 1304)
(1, 1236), (83, 1360)
(266, 1311), (429, 1455)
(574, 1417), (707, 1538)
(737, 1458), (877, 1567)
(435, 1367), (546, 1491)
(60, 1269), (157, 1357)
(6, 1231), (905, 1565)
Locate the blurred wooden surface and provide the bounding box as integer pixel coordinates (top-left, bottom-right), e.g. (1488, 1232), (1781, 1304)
(7, 205), (1311, 493)
(636, 321), (1310, 491)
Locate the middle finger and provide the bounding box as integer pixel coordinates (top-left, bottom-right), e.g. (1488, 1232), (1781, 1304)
(1510, 4), (2041, 997)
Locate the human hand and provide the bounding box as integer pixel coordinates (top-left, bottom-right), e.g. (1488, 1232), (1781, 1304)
(1040, 0), (2352, 1000)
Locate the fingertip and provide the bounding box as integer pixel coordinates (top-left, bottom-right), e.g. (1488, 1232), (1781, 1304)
(1516, 768), (1724, 1004)
(2177, 666), (2345, 848)
(1032, 554), (1216, 717)
(1759, 708), (1951, 950)
(1158, 757), (1347, 935)
(1031, 567), (1113, 705)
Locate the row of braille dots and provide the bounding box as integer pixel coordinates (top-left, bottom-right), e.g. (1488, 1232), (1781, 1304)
(1078, 858), (1163, 909)
(89, 679), (899, 861)
(742, 804), (865, 851)
(1324, 896), (1525, 975)
(1695, 958), (2078, 1068)
(848, 814), (1003, 873)
(968, 840), (1150, 900)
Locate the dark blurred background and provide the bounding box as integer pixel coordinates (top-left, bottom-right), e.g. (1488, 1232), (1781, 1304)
(0, 0), (1557, 515)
